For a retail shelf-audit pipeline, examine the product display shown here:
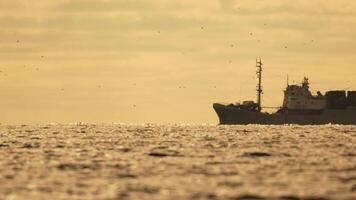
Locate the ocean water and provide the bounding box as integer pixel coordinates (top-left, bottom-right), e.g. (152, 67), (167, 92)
(0, 124), (355, 200)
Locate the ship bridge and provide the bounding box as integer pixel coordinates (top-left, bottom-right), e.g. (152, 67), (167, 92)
(283, 77), (326, 110)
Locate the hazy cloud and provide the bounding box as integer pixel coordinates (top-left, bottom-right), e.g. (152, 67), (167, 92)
(0, 0), (355, 123)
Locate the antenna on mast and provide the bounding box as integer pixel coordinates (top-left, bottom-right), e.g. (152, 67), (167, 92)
(256, 58), (263, 112)
(287, 74), (289, 86)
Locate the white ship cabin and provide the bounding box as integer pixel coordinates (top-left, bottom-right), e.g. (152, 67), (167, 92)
(283, 77), (326, 110)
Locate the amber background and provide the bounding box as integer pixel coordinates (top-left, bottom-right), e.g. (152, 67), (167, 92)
(1, 1), (355, 124)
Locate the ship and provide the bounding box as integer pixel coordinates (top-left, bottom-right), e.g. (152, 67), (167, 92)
(213, 59), (356, 125)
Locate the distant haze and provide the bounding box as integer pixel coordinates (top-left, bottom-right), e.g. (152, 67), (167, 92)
(1, 0), (355, 124)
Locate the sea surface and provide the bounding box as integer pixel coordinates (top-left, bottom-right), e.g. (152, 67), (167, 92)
(0, 124), (355, 200)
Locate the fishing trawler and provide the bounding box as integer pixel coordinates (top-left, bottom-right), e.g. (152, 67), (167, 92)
(213, 59), (356, 125)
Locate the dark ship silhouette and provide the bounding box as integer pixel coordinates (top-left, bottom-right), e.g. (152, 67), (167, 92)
(213, 59), (356, 125)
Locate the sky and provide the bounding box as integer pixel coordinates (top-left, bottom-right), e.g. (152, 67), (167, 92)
(1, 0), (356, 124)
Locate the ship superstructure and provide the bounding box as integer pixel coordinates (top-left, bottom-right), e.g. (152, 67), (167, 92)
(279, 77), (326, 114)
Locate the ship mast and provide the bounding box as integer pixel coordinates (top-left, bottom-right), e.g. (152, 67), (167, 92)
(256, 58), (263, 111)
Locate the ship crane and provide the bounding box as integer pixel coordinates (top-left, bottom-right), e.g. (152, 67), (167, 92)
(256, 58), (263, 111)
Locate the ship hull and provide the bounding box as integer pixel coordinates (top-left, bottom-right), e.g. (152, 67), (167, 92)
(213, 103), (356, 125)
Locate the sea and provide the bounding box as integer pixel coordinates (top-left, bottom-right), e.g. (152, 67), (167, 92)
(0, 124), (355, 200)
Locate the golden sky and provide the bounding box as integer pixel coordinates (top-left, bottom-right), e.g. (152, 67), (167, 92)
(1, 0), (356, 124)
